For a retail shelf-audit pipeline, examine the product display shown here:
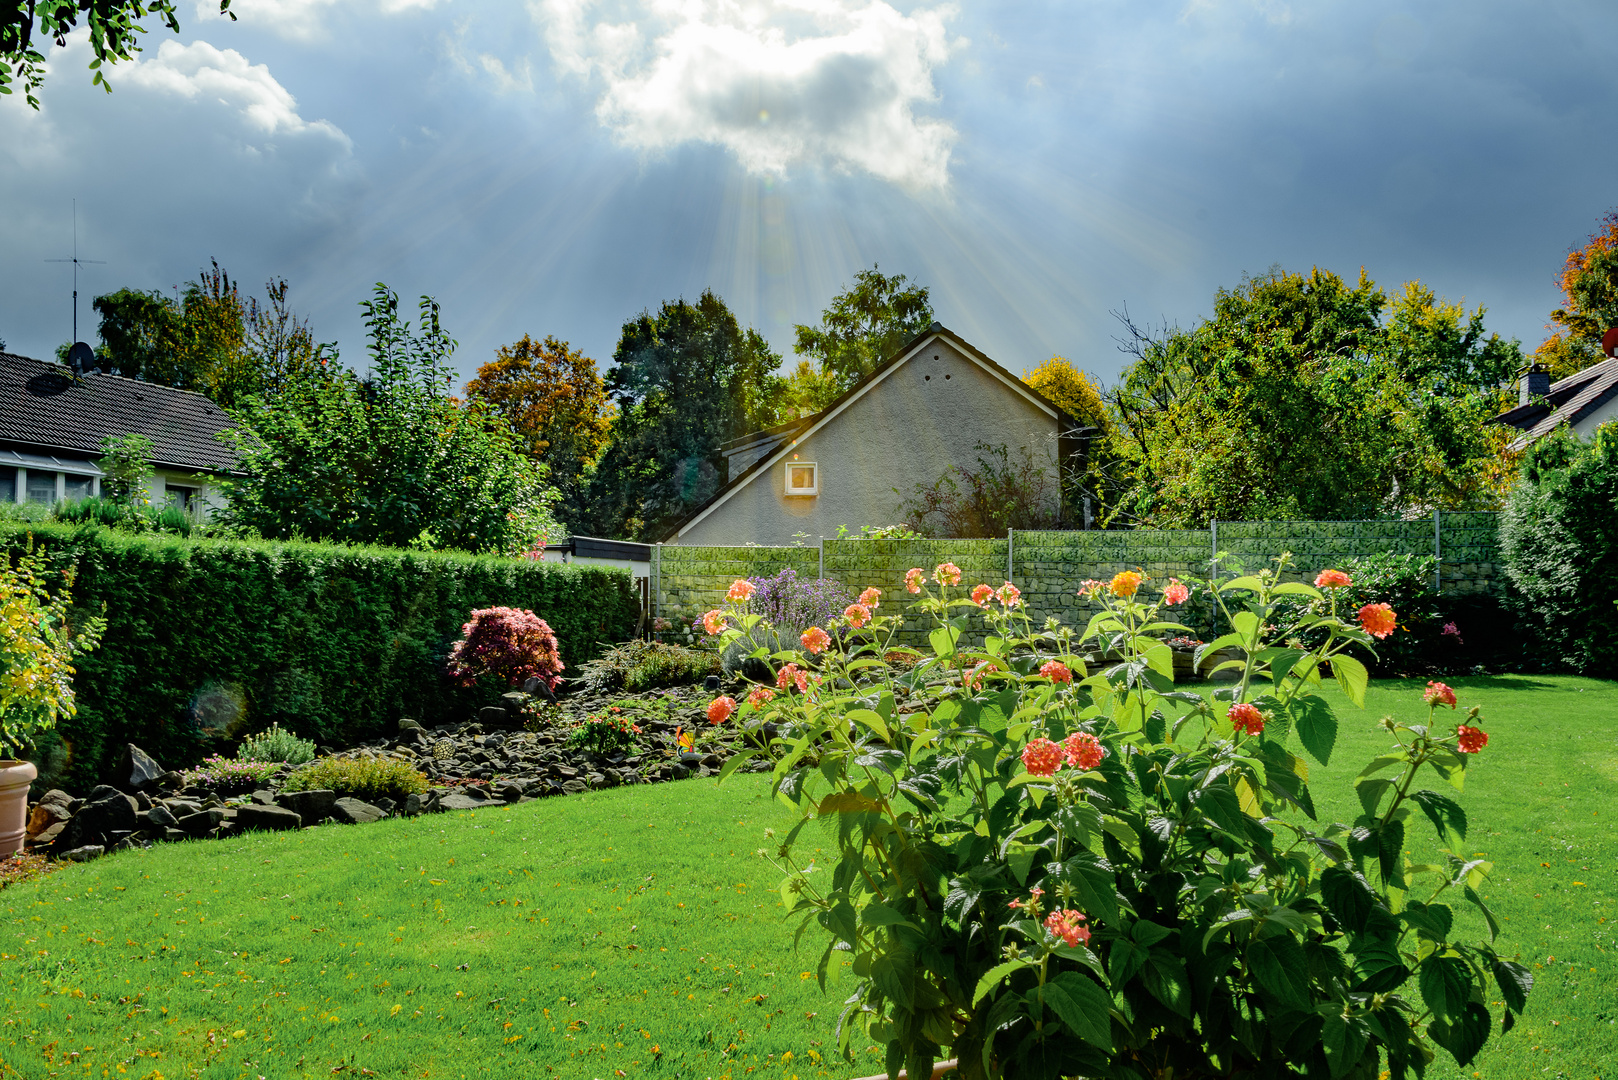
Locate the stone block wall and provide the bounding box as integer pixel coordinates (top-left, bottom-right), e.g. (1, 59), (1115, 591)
(655, 513), (1503, 647)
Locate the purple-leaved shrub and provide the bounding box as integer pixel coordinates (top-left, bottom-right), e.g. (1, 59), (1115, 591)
(445, 606), (564, 690)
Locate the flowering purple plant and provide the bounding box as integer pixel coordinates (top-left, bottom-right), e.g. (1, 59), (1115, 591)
(445, 606), (564, 690)
(181, 755), (279, 794)
(744, 568), (850, 632)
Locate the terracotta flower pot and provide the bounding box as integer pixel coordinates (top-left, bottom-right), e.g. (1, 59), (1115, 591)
(0, 759), (39, 858)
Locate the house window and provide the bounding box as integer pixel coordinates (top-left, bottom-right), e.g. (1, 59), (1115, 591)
(785, 461), (818, 496)
(64, 474), (93, 501)
(167, 485), (198, 511)
(25, 470), (57, 505)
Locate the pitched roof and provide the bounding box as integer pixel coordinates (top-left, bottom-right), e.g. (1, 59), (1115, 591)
(0, 351), (238, 473)
(1491, 357), (1618, 450)
(658, 323), (1071, 541)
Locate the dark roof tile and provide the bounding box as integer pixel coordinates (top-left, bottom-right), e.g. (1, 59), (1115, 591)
(0, 352), (237, 473)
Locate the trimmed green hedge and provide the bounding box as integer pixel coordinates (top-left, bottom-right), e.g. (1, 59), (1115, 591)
(1, 525), (639, 791)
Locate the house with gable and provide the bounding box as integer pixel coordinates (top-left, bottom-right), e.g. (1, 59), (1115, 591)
(0, 350), (237, 511)
(662, 324), (1078, 546)
(1491, 358), (1618, 450)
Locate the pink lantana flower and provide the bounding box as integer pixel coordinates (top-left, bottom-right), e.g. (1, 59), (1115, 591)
(997, 582), (1022, 608)
(904, 568), (925, 594)
(746, 684), (775, 709)
(707, 696), (736, 725)
(701, 610), (727, 636)
(858, 587), (882, 608)
(1044, 909), (1091, 948)
(934, 562), (962, 586)
(1039, 659), (1073, 684)
(1163, 579), (1190, 606)
(844, 603), (871, 629)
(727, 579), (757, 602)
(1063, 732), (1103, 770)
(1022, 738), (1064, 777)
(971, 584), (994, 606)
(800, 626), (831, 654)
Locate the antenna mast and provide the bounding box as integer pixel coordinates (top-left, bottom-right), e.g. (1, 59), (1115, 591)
(45, 199), (106, 345)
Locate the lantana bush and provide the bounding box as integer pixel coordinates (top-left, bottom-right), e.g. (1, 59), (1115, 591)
(701, 561), (1529, 1080)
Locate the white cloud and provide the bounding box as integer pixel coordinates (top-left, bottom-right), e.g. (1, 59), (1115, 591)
(537, 0), (961, 190)
(192, 0), (443, 42)
(123, 39), (351, 145)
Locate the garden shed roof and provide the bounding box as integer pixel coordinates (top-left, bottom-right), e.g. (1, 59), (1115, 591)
(0, 351), (238, 473)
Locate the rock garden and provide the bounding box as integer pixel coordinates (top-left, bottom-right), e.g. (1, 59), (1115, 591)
(21, 678), (764, 863)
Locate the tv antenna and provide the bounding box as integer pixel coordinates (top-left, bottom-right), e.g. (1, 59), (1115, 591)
(45, 199), (106, 346)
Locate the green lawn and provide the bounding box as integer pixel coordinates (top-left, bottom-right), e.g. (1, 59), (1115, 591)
(1, 675), (1614, 1079)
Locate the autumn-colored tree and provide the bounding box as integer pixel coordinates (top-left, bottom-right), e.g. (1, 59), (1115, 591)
(92, 263), (328, 408)
(794, 265), (933, 390)
(1534, 209), (1618, 380)
(464, 335), (613, 516)
(1022, 357), (1111, 435)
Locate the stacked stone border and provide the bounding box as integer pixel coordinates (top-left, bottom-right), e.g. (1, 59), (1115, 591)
(654, 512), (1502, 646)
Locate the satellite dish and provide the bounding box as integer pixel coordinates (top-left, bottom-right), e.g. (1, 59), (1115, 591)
(1603, 328), (1618, 359)
(67, 341), (95, 374)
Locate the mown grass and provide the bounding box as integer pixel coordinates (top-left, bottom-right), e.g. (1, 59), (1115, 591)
(0, 674), (1614, 1079)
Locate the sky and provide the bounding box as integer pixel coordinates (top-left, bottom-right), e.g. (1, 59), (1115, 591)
(2, 0), (1616, 388)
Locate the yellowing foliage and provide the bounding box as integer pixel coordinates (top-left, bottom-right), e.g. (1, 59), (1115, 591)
(1022, 357), (1111, 435)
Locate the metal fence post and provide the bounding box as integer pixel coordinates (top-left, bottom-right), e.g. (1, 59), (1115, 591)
(1008, 529), (1014, 582)
(818, 537), (824, 580)
(653, 543), (661, 622)
(1433, 508), (1442, 595)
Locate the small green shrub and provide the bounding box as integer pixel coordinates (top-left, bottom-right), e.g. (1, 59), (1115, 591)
(1501, 424), (1618, 673)
(579, 640), (720, 693)
(565, 711), (641, 756)
(282, 756), (428, 801)
(182, 755), (280, 794)
(237, 723), (317, 766)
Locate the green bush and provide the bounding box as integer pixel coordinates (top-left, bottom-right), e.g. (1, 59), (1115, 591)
(282, 756), (428, 801)
(0, 523), (639, 791)
(578, 640), (720, 693)
(236, 723), (317, 766)
(1269, 551), (1441, 673)
(1501, 424), (1618, 673)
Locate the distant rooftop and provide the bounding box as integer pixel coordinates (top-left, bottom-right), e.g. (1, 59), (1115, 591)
(0, 351), (238, 473)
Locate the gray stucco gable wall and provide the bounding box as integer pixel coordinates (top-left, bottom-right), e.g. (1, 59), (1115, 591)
(675, 336), (1062, 546)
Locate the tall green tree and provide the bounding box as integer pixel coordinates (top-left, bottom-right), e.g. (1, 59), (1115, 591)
(793, 265), (933, 391)
(1106, 267), (1521, 525)
(463, 334), (614, 524)
(585, 291), (782, 540)
(2, 0), (234, 108)
(93, 264), (329, 408)
(222, 284), (560, 554)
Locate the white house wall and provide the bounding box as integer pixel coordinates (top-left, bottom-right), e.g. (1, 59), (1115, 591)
(676, 338), (1061, 545)
(1574, 395), (1618, 439)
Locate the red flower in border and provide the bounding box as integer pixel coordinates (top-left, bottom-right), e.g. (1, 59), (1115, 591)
(971, 584), (994, 606)
(1063, 732), (1103, 769)
(1314, 569), (1352, 589)
(1357, 603), (1397, 639)
(1021, 738), (1064, 776)
(706, 697), (736, 725)
(904, 568), (924, 594)
(727, 579), (757, 602)
(800, 626), (831, 654)
(1423, 681), (1457, 708)
(1039, 659), (1073, 684)
(1457, 725), (1488, 753)
(1228, 702), (1265, 737)
(1162, 579), (1190, 606)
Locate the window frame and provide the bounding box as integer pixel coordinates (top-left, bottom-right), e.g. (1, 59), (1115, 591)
(784, 461), (819, 497)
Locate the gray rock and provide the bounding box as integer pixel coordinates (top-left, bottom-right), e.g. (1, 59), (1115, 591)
(62, 845), (105, 862)
(163, 799), (203, 818)
(149, 770), (185, 793)
(402, 792), (432, 816)
(277, 789), (337, 822)
(330, 798), (386, 825)
(236, 803), (302, 831)
(120, 744), (165, 790)
(398, 718), (425, 734)
(63, 790), (139, 849)
(478, 706), (512, 728)
(438, 791), (487, 811)
(162, 828), (188, 842)
(586, 772), (607, 789)
(88, 784), (125, 804)
(133, 791), (153, 811)
(560, 779), (588, 795)
(30, 820), (67, 847)
(176, 809), (225, 836)
(36, 788), (74, 812)
(497, 782), (524, 803)
(670, 763), (692, 781)
(139, 805), (178, 830)
(26, 800), (71, 837)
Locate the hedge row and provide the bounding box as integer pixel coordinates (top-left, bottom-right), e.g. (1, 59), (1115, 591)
(1, 525), (639, 791)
